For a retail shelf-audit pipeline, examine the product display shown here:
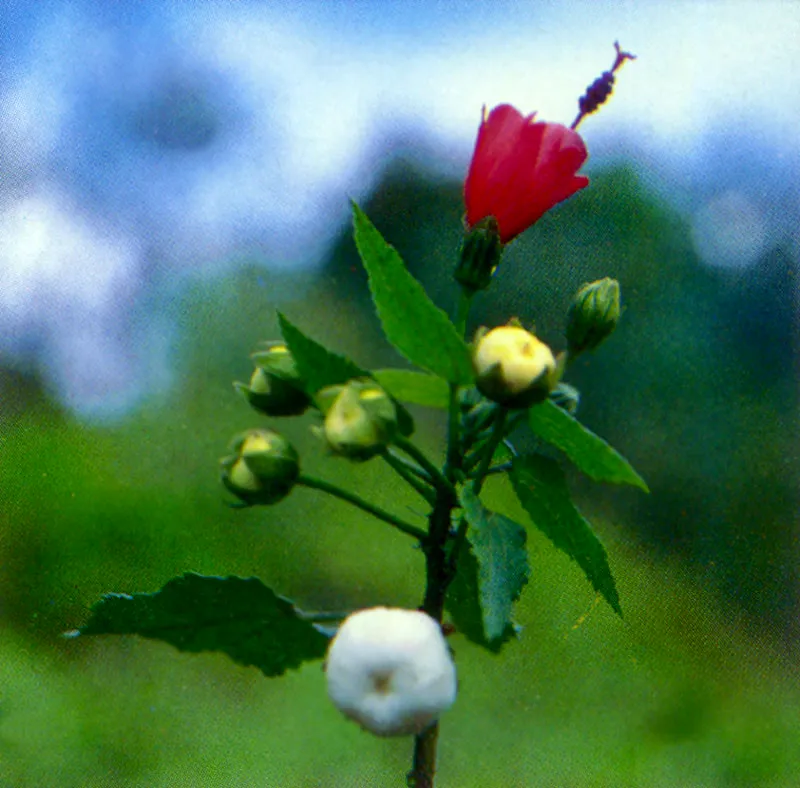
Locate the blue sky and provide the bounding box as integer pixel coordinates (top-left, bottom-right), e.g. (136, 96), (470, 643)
(1, 1), (798, 416)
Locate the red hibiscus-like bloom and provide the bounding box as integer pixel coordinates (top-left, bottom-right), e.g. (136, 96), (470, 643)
(464, 104), (589, 244)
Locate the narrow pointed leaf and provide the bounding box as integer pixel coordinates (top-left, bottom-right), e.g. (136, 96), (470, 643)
(78, 573), (330, 677)
(352, 203), (473, 384)
(446, 488), (530, 651)
(528, 400), (648, 491)
(373, 369), (449, 409)
(278, 311), (363, 395)
(510, 455), (622, 617)
(278, 312), (414, 436)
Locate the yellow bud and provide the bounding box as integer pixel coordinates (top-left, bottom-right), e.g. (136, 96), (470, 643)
(473, 326), (556, 408)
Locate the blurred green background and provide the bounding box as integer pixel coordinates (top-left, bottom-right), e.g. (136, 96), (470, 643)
(1, 162), (799, 787)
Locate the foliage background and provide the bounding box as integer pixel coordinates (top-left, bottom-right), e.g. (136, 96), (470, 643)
(1, 2), (798, 786)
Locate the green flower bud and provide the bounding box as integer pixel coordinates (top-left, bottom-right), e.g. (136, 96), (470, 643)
(220, 428), (299, 505)
(454, 216), (504, 293)
(473, 325), (557, 408)
(566, 278), (621, 356)
(320, 379), (398, 461)
(234, 342), (311, 417)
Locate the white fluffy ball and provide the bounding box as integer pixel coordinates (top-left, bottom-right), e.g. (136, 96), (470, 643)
(325, 607), (457, 737)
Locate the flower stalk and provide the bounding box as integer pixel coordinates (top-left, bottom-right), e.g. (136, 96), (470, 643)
(296, 474), (426, 542)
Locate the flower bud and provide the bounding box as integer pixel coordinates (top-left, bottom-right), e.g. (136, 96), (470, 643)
(565, 278), (621, 356)
(473, 325), (557, 408)
(320, 379), (397, 461)
(220, 428), (299, 505)
(454, 216), (503, 293)
(325, 607), (457, 737)
(234, 342), (311, 417)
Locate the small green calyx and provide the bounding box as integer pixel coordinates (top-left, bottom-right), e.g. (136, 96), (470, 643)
(320, 378), (398, 461)
(454, 216), (503, 293)
(565, 277), (621, 356)
(473, 325), (557, 409)
(549, 382), (581, 415)
(235, 342), (311, 417)
(220, 428), (300, 505)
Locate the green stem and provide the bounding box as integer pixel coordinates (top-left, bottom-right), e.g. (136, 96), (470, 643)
(385, 448), (435, 483)
(409, 288), (474, 788)
(393, 438), (456, 497)
(444, 289), (473, 482)
(454, 288), (472, 338)
(296, 474), (426, 542)
(479, 461), (512, 478)
(382, 452), (437, 506)
(470, 408), (508, 496)
(296, 610), (351, 623)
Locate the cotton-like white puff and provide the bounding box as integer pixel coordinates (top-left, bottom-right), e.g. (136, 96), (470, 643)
(325, 607), (457, 737)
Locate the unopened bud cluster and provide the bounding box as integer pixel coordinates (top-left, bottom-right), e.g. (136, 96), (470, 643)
(222, 338), (403, 506)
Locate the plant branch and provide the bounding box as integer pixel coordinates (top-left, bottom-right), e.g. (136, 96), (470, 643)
(296, 474), (427, 542)
(470, 408), (508, 495)
(382, 452), (437, 505)
(409, 288), (473, 788)
(393, 437), (456, 497)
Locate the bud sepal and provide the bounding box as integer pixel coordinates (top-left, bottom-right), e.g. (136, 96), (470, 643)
(454, 216), (503, 293)
(319, 379), (398, 461)
(220, 428), (300, 506)
(235, 342), (311, 417)
(565, 277), (621, 356)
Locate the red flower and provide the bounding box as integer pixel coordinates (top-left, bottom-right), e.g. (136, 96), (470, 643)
(464, 104), (589, 244)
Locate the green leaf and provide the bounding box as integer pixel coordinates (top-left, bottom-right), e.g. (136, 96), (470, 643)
(77, 573), (330, 677)
(529, 400), (648, 492)
(352, 203), (473, 384)
(445, 488), (530, 651)
(373, 369), (449, 409)
(278, 311), (365, 395)
(510, 455), (622, 617)
(278, 312), (414, 436)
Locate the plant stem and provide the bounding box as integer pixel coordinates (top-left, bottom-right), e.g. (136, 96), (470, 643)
(296, 474), (426, 542)
(408, 494), (452, 788)
(445, 289), (472, 481)
(393, 437), (456, 497)
(382, 452), (437, 505)
(408, 723), (440, 788)
(453, 287), (472, 339)
(408, 289), (474, 788)
(468, 408), (508, 496)
(448, 410), (509, 579)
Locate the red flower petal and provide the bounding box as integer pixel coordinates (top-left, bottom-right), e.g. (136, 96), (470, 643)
(464, 104), (589, 243)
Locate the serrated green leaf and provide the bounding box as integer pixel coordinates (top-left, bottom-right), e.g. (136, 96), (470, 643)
(510, 455), (622, 617)
(352, 203), (473, 384)
(529, 400), (648, 492)
(278, 312), (365, 395)
(277, 312), (414, 436)
(445, 489), (530, 651)
(78, 573), (329, 677)
(372, 369), (449, 409)
(446, 541), (504, 652)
